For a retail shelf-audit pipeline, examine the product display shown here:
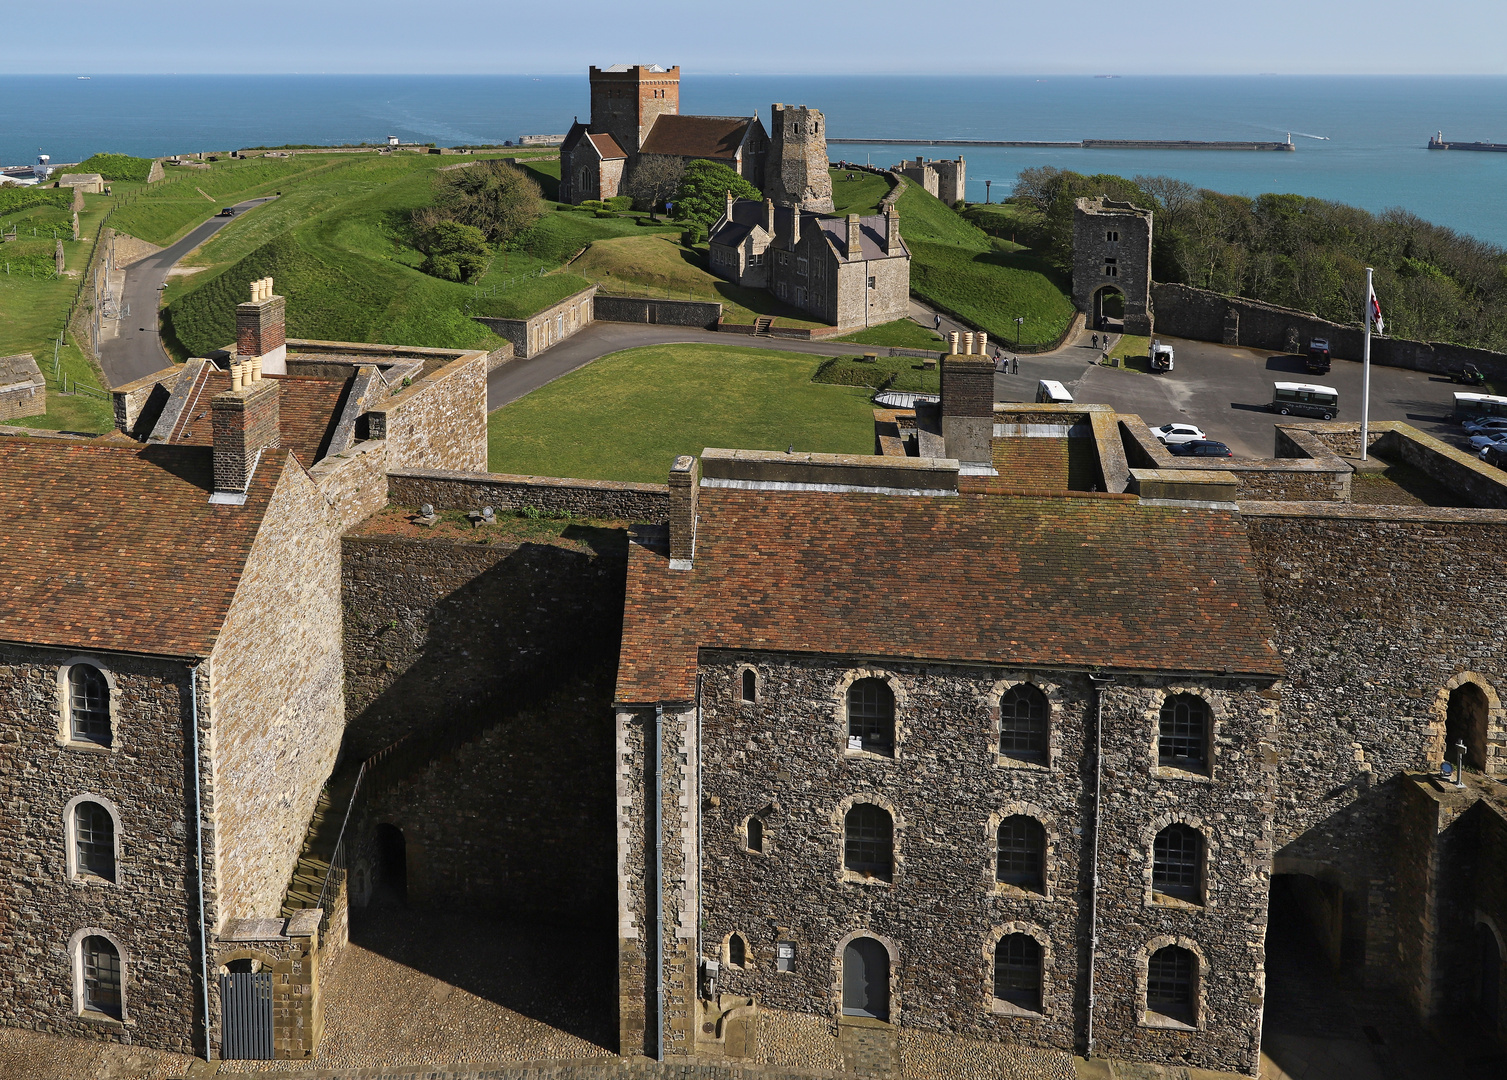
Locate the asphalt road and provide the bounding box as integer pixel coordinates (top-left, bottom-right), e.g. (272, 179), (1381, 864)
(99, 196), (277, 387)
(1016, 336), (1472, 459)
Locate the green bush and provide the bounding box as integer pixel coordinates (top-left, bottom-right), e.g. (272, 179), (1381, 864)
(0, 186), (72, 217)
(418, 220), (491, 282)
(672, 160), (760, 229)
(71, 153), (155, 182)
(605, 195), (633, 212)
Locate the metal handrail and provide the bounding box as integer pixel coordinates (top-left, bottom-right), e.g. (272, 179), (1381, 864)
(312, 761), (366, 922)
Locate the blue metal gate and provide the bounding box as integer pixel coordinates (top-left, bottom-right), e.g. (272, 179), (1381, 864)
(220, 971), (274, 1060)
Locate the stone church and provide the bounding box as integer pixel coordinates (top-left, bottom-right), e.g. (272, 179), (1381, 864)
(559, 65), (834, 214)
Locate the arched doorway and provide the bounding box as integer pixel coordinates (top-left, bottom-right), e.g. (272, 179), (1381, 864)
(1092, 286), (1125, 333)
(1447, 682), (1490, 771)
(1479, 923), (1502, 1030)
(374, 823), (407, 906)
(842, 937), (890, 1021)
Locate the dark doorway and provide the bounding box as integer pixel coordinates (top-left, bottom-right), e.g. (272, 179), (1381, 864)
(842, 937), (890, 1020)
(1479, 924), (1502, 1030)
(1092, 286), (1125, 333)
(1446, 683), (1490, 771)
(374, 823), (407, 906)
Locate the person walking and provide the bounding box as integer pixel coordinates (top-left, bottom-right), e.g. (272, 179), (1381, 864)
(1091, 332), (1099, 350)
(934, 312), (942, 332)
(1011, 356), (1019, 375)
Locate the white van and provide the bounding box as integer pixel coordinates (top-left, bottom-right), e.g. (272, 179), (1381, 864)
(1036, 380), (1073, 405)
(1271, 382), (1339, 420)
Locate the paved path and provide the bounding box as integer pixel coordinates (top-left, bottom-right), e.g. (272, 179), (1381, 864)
(99, 196), (277, 388)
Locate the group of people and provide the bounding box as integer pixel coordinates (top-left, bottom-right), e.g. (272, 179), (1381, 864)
(932, 311), (1019, 374)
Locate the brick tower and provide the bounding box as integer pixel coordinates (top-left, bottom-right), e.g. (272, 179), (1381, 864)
(765, 104), (834, 212)
(588, 64), (680, 158)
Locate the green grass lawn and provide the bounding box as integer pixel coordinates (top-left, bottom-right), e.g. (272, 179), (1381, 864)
(897, 183), (1075, 347)
(812, 354), (940, 394)
(834, 319), (944, 349)
(487, 344), (877, 482)
(828, 168), (893, 215)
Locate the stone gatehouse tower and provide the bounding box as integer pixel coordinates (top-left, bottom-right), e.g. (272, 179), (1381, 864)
(1073, 196), (1153, 335)
(765, 104), (834, 212)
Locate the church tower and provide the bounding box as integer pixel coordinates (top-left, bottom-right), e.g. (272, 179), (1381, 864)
(765, 104), (834, 212)
(588, 64), (680, 158)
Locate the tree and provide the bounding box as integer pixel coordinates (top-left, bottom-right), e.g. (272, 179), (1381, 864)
(429, 160), (544, 245)
(624, 155), (685, 220)
(671, 160), (761, 230)
(416, 219), (491, 282)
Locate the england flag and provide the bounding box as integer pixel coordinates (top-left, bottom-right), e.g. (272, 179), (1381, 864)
(1368, 286), (1385, 335)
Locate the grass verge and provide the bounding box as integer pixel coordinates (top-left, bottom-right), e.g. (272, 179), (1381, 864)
(487, 344), (876, 482)
(829, 168), (892, 215)
(812, 354), (940, 394)
(833, 319), (944, 349)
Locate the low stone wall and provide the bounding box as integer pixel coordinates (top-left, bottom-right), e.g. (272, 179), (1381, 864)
(472, 285), (597, 359)
(387, 468), (669, 522)
(1119, 415), (1353, 502)
(716, 322), (849, 340)
(245, 1057), (848, 1080)
(1152, 282), (1507, 382)
(595, 294), (723, 329)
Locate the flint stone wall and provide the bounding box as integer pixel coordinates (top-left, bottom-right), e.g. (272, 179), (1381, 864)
(0, 648), (202, 1053)
(388, 469), (668, 523)
(595, 295), (722, 328)
(684, 652), (1274, 1075)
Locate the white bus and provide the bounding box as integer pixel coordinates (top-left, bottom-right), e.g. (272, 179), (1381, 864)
(1271, 382), (1339, 420)
(1036, 379), (1073, 405)
(1453, 392), (1507, 421)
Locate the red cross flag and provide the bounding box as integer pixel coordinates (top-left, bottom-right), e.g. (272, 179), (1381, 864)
(1368, 286), (1385, 335)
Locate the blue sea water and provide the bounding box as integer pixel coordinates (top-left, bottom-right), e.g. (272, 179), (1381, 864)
(4, 74), (1506, 245)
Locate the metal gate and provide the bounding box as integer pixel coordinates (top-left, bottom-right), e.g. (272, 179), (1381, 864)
(220, 971), (274, 1060)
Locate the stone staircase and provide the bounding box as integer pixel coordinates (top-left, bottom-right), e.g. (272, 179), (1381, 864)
(754, 316), (773, 336)
(280, 767), (361, 919)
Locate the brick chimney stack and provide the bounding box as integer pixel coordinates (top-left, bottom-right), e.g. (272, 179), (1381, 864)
(884, 203), (900, 255)
(668, 454), (699, 570)
(764, 198), (776, 235)
(846, 214), (863, 260)
(236, 276), (287, 376)
(210, 369), (281, 505)
(940, 343), (997, 476)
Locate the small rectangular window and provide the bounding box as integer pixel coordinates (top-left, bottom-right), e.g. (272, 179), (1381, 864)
(868, 276), (876, 289)
(797, 257), (809, 276)
(1106, 230), (1120, 242)
(776, 941), (795, 972)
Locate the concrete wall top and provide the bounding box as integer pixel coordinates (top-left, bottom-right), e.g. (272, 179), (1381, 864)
(699, 447), (960, 494)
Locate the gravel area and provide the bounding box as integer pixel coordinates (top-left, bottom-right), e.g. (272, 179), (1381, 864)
(0, 1026), (196, 1080)
(218, 909), (617, 1073)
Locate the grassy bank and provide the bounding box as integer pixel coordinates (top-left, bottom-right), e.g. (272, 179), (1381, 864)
(897, 183), (1076, 347)
(487, 344), (876, 482)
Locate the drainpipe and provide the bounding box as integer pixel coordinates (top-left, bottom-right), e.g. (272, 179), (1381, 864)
(189, 662), (212, 1060)
(652, 703), (664, 1062)
(1084, 671), (1117, 1060)
(695, 673), (703, 1006)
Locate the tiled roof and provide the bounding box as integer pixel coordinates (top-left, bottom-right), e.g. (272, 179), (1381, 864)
(585, 132), (628, 160)
(0, 437), (282, 657)
(816, 214), (905, 261)
(560, 121), (590, 155)
(165, 371), (346, 467)
(640, 115), (754, 160)
(616, 488), (1282, 702)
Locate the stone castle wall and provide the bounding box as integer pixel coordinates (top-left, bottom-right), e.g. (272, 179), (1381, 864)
(0, 648), (202, 1053)
(365, 349), (489, 472)
(595, 294), (723, 329)
(210, 459), (345, 925)
(1072, 200), (1153, 336)
(472, 287), (597, 361)
(766, 106), (834, 213)
(664, 652), (1274, 1075)
(388, 468), (669, 523)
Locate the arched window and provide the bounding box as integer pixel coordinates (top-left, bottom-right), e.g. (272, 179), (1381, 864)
(74, 801), (116, 882)
(1146, 945), (1196, 1025)
(844, 804), (893, 881)
(1152, 824), (1203, 903)
(1158, 695), (1208, 771)
(1477, 923), (1501, 1029)
(999, 684), (1048, 761)
(847, 678), (894, 754)
(993, 933), (1042, 1011)
(741, 669), (757, 703)
(81, 936), (122, 1019)
(841, 937), (890, 1020)
(996, 816), (1045, 892)
(69, 664), (111, 746)
(746, 816), (764, 853)
(1447, 682), (1491, 772)
(727, 933), (747, 970)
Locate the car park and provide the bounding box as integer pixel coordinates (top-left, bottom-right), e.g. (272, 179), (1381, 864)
(1469, 432), (1507, 452)
(1168, 440), (1234, 457)
(1151, 422), (1206, 445)
(1462, 416), (1507, 435)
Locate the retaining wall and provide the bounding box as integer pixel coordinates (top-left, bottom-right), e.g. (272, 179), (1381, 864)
(1151, 282), (1507, 382)
(595, 295), (722, 329)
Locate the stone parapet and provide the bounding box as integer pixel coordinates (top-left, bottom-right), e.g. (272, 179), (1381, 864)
(387, 468), (669, 522)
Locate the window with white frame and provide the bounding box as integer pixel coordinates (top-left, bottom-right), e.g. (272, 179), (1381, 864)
(68, 664), (111, 746)
(80, 935), (123, 1019)
(74, 801), (116, 882)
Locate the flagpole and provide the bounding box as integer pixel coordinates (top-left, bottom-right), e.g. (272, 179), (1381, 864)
(1361, 266), (1373, 462)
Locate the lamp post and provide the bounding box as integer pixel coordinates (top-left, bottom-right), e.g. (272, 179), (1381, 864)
(985, 179), (992, 205)
(1014, 316), (1024, 354)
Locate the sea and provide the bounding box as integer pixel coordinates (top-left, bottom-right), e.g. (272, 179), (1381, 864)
(4, 74), (1507, 246)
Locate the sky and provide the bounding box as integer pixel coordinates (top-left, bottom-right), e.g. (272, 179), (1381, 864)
(11, 0), (1507, 75)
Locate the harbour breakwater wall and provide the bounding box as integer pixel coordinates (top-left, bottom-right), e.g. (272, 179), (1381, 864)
(1152, 282), (1507, 384)
(830, 138), (1294, 151)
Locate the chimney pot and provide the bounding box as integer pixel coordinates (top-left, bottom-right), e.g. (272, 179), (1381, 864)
(948, 331), (959, 354)
(668, 454), (699, 570)
(963, 331), (975, 355)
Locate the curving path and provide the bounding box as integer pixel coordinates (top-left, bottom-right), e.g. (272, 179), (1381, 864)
(99, 196), (278, 388)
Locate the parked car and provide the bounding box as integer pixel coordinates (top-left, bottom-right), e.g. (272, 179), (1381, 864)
(1150, 340), (1175, 372)
(1482, 443), (1507, 469)
(1305, 339), (1331, 374)
(1468, 431), (1507, 452)
(1151, 422), (1206, 445)
(217, 207), (235, 217)
(1168, 440), (1234, 458)
(1462, 416), (1507, 435)
(1452, 363), (1487, 386)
